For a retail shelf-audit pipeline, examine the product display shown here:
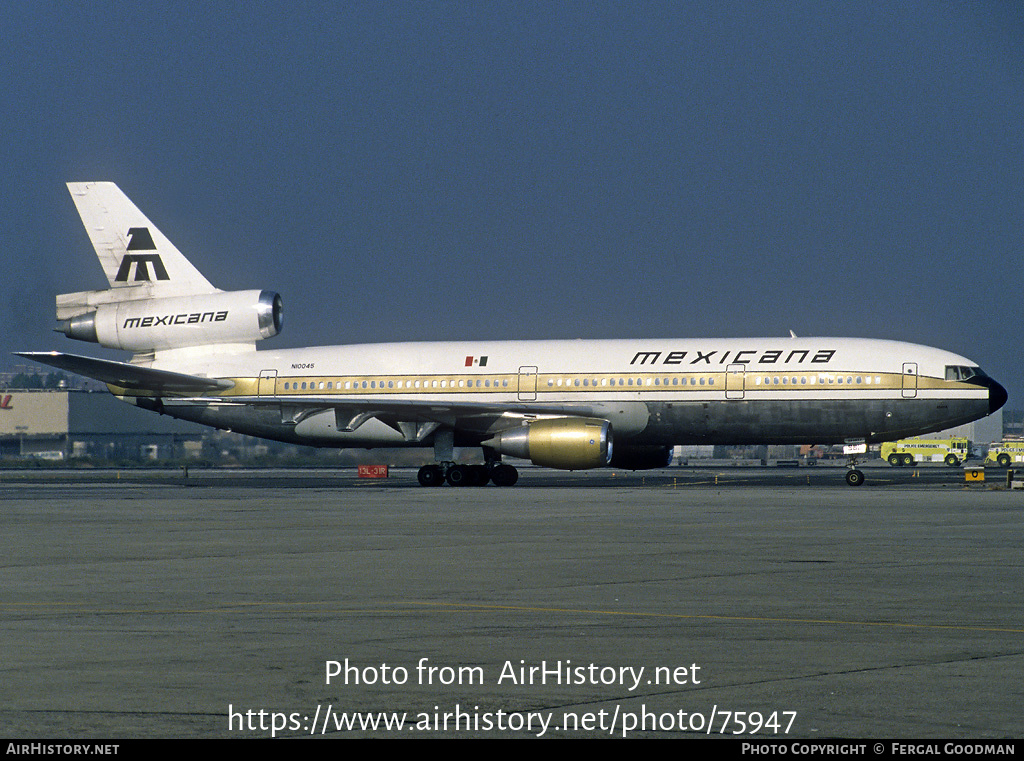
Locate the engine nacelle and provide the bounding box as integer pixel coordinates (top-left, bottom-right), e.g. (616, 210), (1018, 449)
(483, 417), (612, 470)
(609, 445), (673, 470)
(60, 290), (283, 352)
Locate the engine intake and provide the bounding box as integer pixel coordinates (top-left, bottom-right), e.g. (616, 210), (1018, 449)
(482, 417), (612, 470)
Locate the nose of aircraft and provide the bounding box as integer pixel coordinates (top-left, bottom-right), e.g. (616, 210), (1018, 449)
(986, 376), (1008, 414)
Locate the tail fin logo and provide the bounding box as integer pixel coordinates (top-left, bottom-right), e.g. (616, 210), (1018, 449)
(116, 227), (169, 281)
(115, 253), (170, 282)
(126, 227), (157, 251)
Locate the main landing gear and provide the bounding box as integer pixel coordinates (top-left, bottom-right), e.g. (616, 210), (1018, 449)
(419, 433), (518, 487)
(417, 461), (519, 487)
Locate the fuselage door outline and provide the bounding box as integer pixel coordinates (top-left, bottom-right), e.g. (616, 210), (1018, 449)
(258, 369), (278, 396)
(902, 363), (918, 399)
(726, 364), (745, 400)
(518, 366), (538, 401)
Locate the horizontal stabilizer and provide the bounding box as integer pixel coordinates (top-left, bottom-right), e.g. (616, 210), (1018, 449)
(15, 351), (233, 394)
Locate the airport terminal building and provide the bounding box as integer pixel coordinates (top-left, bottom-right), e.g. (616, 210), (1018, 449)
(0, 389), (204, 460)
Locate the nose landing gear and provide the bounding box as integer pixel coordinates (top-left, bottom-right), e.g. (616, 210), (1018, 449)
(844, 449), (865, 486)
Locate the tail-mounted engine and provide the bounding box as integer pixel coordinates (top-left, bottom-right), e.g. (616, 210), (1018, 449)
(58, 290), (283, 352)
(483, 417), (612, 470)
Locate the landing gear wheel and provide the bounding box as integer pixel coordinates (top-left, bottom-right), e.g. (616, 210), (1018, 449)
(490, 463), (519, 487)
(446, 464), (470, 486)
(469, 464), (490, 486)
(417, 464), (444, 487)
(845, 469), (865, 487)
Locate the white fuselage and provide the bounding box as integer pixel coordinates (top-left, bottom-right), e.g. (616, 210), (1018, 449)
(140, 336), (998, 449)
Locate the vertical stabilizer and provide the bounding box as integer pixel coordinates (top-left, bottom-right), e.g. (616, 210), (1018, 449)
(66, 182), (217, 297)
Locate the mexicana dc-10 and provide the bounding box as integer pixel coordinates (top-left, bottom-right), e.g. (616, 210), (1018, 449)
(20, 183), (1007, 486)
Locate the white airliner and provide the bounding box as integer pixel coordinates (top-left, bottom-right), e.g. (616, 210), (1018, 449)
(19, 182), (1007, 486)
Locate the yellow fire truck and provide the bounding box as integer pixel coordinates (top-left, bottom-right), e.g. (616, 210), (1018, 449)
(985, 441), (1024, 467)
(881, 437), (970, 467)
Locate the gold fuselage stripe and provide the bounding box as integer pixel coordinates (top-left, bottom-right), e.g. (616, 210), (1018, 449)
(181, 370), (975, 399)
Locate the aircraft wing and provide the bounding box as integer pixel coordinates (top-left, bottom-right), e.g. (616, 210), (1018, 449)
(16, 352), (643, 439)
(197, 393), (638, 440)
(15, 351), (235, 394)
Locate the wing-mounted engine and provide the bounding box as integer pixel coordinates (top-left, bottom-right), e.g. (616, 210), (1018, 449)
(57, 289), (283, 352)
(482, 417), (612, 470)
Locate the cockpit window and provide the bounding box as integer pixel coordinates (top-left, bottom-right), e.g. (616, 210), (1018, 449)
(946, 365), (986, 382)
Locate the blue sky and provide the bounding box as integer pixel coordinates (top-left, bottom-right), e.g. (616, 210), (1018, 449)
(3, 2), (1023, 403)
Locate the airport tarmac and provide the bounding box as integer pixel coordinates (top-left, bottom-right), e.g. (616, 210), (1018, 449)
(1, 467), (1021, 738)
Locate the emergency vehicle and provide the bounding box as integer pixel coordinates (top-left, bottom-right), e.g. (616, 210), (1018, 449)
(985, 441), (1024, 467)
(881, 437), (970, 467)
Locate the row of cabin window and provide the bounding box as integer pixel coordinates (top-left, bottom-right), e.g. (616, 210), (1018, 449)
(281, 378), (512, 391)
(754, 375), (883, 386)
(546, 376), (716, 387)
(280, 377), (716, 391)
(279, 374), (886, 392)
